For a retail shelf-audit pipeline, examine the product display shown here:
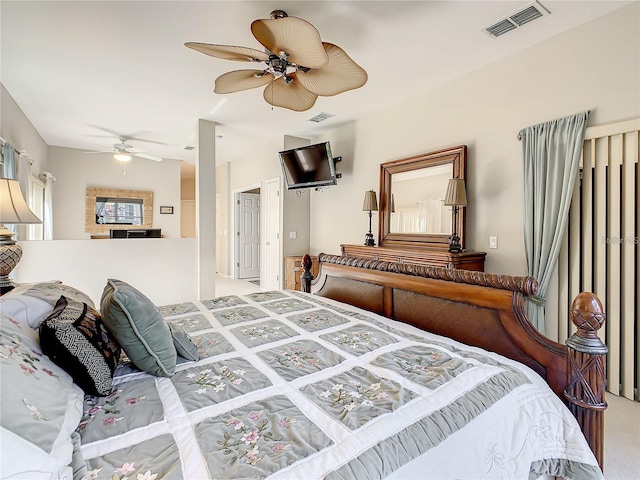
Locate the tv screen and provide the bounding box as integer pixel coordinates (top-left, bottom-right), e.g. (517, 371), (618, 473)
(279, 141), (337, 190)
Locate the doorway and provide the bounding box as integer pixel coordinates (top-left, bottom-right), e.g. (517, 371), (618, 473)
(233, 179), (282, 289)
(234, 188), (260, 280)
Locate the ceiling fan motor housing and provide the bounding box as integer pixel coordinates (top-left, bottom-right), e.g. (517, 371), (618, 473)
(270, 10), (288, 19)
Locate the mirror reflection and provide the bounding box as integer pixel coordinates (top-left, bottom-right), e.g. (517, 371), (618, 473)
(390, 163), (453, 234)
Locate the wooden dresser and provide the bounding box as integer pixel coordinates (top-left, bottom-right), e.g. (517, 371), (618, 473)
(284, 255), (320, 290)
(340, 244), (486, 271)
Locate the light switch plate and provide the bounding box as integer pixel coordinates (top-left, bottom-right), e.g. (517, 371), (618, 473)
(489, 236), (498, 249)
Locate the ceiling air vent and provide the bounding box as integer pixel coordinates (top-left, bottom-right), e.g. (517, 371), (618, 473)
(308, 112), (335, 123)
(485, 19), (517, 37)
(483, 1), (550, 38)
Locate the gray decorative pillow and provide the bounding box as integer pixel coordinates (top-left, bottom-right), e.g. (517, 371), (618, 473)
(168, 324), (200, 362)
(100, 279), (176, 377)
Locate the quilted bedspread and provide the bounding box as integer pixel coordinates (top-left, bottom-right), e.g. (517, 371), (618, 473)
(75, 290), (603, 480)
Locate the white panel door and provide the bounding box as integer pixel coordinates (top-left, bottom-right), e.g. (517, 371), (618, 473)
(239, 192), (260, 278)
(264, 179), (281, 290)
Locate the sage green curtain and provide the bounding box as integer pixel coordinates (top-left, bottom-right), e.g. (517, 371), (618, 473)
(520, 111), (589, 331)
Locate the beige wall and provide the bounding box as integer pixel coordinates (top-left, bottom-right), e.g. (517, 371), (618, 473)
(309, 4), (640, 275)
(180, 164), (196, 238)
(0, 84), (49, 175)
(282, 135), (311, 257)
(181, 174), (196, 200)
(308, 120), (365, 256)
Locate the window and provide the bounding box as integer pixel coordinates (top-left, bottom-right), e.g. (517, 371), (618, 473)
(96, 197), (143, 225)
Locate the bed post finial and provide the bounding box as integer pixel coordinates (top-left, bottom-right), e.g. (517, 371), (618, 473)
(564, 292), (608, 469)
(301, 254), (314, 293)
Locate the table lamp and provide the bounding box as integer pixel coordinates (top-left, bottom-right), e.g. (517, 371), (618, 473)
(0, 178), (42, 291)
(362, 190), (378, 247)
(443, 178), (467, 253)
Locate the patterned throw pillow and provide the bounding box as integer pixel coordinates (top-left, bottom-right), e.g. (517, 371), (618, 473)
(39, 296), (121, 396)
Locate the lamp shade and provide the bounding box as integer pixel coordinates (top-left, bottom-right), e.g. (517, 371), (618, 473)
(362, 190), (378, 212)
(443, 178), (467, 207)
(0, 178), (42, 224)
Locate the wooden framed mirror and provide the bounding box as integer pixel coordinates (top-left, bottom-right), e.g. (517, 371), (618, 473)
(379, 145), (467, 250)
(85, 187), (153, 235)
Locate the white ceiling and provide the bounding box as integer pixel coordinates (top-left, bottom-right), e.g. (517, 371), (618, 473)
(1, 1), (632, 168)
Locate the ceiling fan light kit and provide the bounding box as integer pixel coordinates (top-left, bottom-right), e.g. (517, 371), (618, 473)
(114, 152), (132, 163)
(185, 10), (367, 112)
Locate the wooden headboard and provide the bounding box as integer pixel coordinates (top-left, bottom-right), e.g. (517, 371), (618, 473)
(301, 253), (608, 468)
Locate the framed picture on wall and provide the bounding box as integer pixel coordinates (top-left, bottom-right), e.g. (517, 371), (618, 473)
(160, 206), (174, 214)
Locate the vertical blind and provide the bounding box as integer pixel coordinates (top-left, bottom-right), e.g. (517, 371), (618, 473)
(557, 118), (639, 401)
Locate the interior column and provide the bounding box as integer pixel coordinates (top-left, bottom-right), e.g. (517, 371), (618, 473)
(196, 119), (216, 300)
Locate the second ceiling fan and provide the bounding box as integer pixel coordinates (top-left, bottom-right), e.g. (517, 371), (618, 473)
(185, 10), (368, 112)
(87, 138), (163, 163)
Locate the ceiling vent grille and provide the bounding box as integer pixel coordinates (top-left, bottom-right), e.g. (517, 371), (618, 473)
(483, 1), (550, 38)
(308, 112), (335, 123)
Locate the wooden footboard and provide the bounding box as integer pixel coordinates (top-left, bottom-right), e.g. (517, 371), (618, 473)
(300, 253), (607, 468)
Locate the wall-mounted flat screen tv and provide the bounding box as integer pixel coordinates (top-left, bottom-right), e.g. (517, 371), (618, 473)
(279, 141), (337, 190)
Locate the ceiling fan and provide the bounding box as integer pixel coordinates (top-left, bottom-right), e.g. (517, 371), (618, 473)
(185, 10), (368, 112)
(86, 138), (163, 163)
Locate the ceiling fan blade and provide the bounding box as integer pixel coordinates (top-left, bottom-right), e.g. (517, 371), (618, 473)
(86, 127), (165, 145)
(124, 136), (165, 145)
(185, 43), (269, 62)
(215, 70), (274, 94)
(296, 43), (368, 97)
(134, 152), (163, 162)
(251, 17), (328, 69)
(263, 75), (318, 112)
(87, 125), (127, 138)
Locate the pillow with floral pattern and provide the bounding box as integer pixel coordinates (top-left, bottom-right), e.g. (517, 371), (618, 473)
(0, 313), (84, 479)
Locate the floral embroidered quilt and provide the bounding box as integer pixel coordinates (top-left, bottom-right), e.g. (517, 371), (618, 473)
(75, 291), (603, 480)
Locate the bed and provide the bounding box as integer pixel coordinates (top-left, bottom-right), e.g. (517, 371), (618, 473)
(0, 253), (607, 480)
